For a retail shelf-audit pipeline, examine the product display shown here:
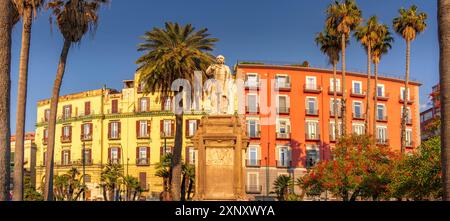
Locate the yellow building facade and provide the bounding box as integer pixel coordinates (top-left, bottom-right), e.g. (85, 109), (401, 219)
(35, 73), (202, 200)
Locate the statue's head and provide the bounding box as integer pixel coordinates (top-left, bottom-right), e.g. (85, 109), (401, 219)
(216, 55), (225, 64)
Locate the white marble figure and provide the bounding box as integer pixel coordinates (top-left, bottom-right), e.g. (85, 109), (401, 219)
(205, 55), (234, 114)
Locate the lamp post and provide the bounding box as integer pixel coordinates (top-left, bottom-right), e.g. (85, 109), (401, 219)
(82, 141), (86, 201)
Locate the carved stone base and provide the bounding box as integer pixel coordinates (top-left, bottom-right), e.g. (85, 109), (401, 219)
(192, 115), (249, 201)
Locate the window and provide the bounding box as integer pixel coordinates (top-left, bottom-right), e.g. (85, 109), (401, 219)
(84, 101), (91, 116)
(82, 149), (92, 164)
(246, 73), (259, 88)
(353, 101), (363, 118)
(246, 173), (260, 193)
(401, 87), (410, 100)
(305, 121), (319, 139)
(330, 98), (341, 116)
(163, 97), (172, 111)
(247, 119), (260, 138)
(330, 78), (341, 92)
(352, 81), (362, 94)
(161, 145), (172, 157)
(278, 146), (289, 167)
(62, 125), (71, 142)
(376, 126), (388, 144)
(186, 147), (196, 165)
(63, 105), (71, 119)
(109, 121), (120, 139)
(306, 97), (317, 115)
(137, 120), (149, 138)
(111, 100), (118, 114)
(275, 75), (290, 89)
(306, 76), (317, 89)
(162, 120), (173, 137)
(61, 150), (70, 165)
(277, 118), (291, 139)
(44, 109), (50, 122)
(352, 123), (365, 135)
(186, 119), (199, 137)
(377, 84), (385, 97)
(137, 147), (149, 165)
(139, 98), (149, 112)
(247, 94), (258, 113)
(82, 123), (92, 140)
(278, 95), (290, 113)
(377, 104), (386, 121)
(406, 129), (413, 146)
(247, 146), (259, 166)
(402, 107), (412, 123)
(109, 147), (120, 164)
(306, 145), (319, 168)
(329, 121), (342, 141)
(43, 128), (48, 143)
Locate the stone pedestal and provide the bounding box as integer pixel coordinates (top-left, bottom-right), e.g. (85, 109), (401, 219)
(192, 115), (249, 200)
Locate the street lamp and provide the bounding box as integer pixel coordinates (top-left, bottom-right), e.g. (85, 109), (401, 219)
(82, 141), (86, 201)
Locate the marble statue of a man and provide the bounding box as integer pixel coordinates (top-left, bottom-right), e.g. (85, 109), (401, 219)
(206, 55), (234, 114)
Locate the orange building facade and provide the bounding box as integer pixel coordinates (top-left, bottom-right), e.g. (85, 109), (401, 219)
(236, 63), (421, 199)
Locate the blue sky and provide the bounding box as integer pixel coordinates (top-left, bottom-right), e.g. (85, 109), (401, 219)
(9, 0), (438, 132)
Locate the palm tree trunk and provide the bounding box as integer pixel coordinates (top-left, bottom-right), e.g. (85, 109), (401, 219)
(187, 179), (193, 200)
(44, 40), (72, 201)
(333, 61), (339, 140)
(439, 0), (450, 201)
(13, 7), (33, 201)
(341, 34), (347, 136)
(365, 43), (372, 135)
(0, 0), (13, 201)
(170, 114), (183, 200)
(373, 62), (379, 137)
(180, 173), (186, 201)
(400, 40), (410, 153)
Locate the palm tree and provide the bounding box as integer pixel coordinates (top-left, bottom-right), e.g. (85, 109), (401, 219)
(372, 26), (393, 137)
(53, 168), (86, 201)
(155, 152), (173, 200)
(354, 16), (385, 136)
(12, 0), (44, 201)
(315, 30), (343, 139)
(0, 0), (17, 201)
(180, 163), (195, 201)
(136, 22), (217, 200)
(273, 175), (293, 201)
(326, 0), (362, 136)
(43, 0), (108, 201)
(122, 175), (142, 201)
(393, 5), (427, 153)
(438, 0), (450, 201)
(100, 163), (123, 201)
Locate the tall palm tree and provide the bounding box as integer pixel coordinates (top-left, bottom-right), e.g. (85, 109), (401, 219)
(438, 0), (450, 201)
(315, 30), (343, 139)
(326, 0), (362, 136)
(371, 26), (393, 137)
(12, 0), (44, 201)
(393, 5), (427, 153)
(44, 0), (108, 201)
(136, 22), (217, 200)
(0, 0), (17, 201)
(354, 16), (385, 136)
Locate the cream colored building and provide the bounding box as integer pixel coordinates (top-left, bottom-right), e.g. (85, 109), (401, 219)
(11, 133), (37, 187)
(35, 73), (202, 200)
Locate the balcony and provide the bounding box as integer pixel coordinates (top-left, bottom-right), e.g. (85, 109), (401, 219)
(330, 110), (342, 118)
(328, 87), (343, 96)
(329, 134), (337, 142)
(305, 133), (320, 141)
(303, 84), (322, 94)
(404, 118), (413, 125)
(161, 131), (175, 139)
(276, 160), (291, 168)
(108, 159), (121, 164)
(72, 159), (93, 166)
(305, 109), (319, 116)
(276, 132), (291, 140)
(376, 93), (390, 101)
(399, 96), (414, 104)
(137, 133), (150, 139)
(376, 115), (388, 122)
(248, 130), (261, 139)
(405, 141), (415, 148)
(60, 136), (71, 143)
(275, 81), (291, 91)
(81, 134), (92, 141)
(136, 158), (150, 166)
(245, 81), (261, 90)
(246, 159), (261, 167)
(351, 90), (366, 98)
(353, 113), (365, 120)
(42, 138), (48, 145)
(277, 106), (290, 114)
(245, 185), (262, 194)
(246, 106), (260, 114)
(376, 139), (390, 146)
(56, 161), (73, 167)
